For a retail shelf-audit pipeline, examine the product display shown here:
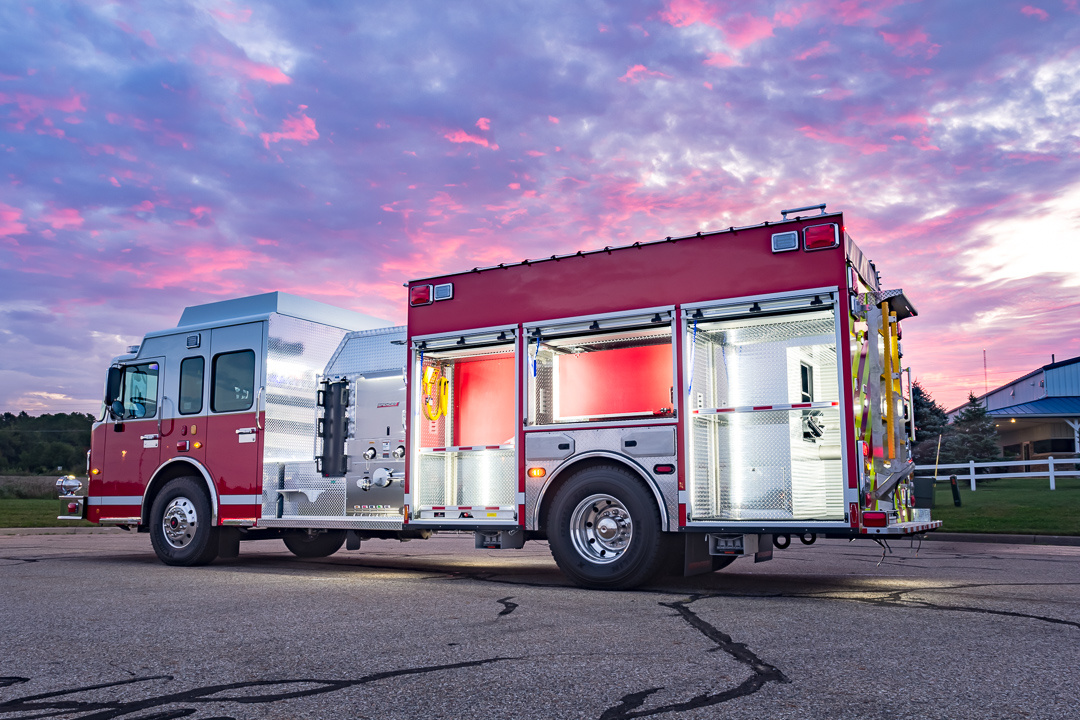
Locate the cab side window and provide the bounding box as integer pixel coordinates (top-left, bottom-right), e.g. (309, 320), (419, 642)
(179, 357), (205, 415)
(212, 350), (255, 413)
(121, 362), (159, 419)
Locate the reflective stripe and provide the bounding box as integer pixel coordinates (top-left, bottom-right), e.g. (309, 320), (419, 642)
(219, 494), (261, 505)
(678, 490), (688, 504)
(88, 496), (142, 506)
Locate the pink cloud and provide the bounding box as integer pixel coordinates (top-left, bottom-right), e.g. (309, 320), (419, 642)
(41, 207), (84, 230)
(210, 4), (253, 23)
(619, 64), (671, 83)
(195, 49), (292, 84)
(1021, 5), (1049, 19)
(659, 0), (718, 28)
(526, 150), (545, 157)
(443, 129), (498, 150)
(703, 52), (736, 67)
(548, 115), (559, 124)
(795, 40), (833, 61)
(0, 91), (85, 131)
(724, 13), (775, 48)
(475, 117), (491, 130)
(798, 125), (887, 154)
(0, 203), (27, 237)
(880, 27), (941, 58)
(132, 200), (154, 212)
(261, 107), (319, 148)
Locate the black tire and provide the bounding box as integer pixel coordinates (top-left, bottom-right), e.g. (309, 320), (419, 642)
(548, 465), (666, 590)
(149, 476), (219, 566)
(283, 529), (346, 558)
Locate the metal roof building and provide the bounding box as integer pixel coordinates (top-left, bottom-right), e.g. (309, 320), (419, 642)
(951, 356), (1080, 459)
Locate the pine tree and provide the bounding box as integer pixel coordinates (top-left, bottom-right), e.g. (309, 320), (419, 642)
(949, 392), (1000, 463)
(911, 380), (951, 465)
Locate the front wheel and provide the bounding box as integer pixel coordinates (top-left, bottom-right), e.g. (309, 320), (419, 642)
(149, 477), (219, 566)
(283, 529), (347, 558)
(548, 465), (666, 590)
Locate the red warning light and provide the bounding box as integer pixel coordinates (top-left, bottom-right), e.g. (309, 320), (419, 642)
(410, 285), (433, 306)
(804, 223), (839, 251)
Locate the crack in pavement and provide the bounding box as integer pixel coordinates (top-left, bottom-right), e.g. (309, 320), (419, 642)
(599, 595), (790, 719)
(0, 658), (516, 720)
(495, 596), (518, 616)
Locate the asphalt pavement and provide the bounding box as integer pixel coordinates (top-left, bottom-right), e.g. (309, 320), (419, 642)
(1, 531), (1077, 720)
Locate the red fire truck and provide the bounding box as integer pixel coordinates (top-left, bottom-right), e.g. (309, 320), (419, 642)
(57, 204), (939, 589)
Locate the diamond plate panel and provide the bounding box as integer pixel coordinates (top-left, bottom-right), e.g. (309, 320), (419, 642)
(277, 461), (347, 517)
(260, 314), (349, 517)
(416, 449), (516, 507)
(689, 408), (843, 521)
(324, 326), (407, 377)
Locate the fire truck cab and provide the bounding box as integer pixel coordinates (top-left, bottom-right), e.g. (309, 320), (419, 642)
(61, 204), (940, 589)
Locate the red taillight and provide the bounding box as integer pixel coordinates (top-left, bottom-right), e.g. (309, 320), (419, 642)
(849, 502), (859, 527)
(804, 223), (839, 250)
(863, 510), (888, 527)
(68, 502), (79, 513)
(410, 285), (432, 306)
(653, 464), (675, 474)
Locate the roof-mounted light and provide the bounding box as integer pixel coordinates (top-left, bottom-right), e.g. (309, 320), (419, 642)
(804, 223), (839, 251)
(409, 285), (432, 306)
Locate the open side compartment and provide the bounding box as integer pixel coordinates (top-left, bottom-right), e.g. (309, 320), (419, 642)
(412, 330), (517, 521)
(686, 298), (845, 522)
(526, 312), (675, 427)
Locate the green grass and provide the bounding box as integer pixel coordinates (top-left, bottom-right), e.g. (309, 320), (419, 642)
(930, 476), (1080, 535)
(0, 498), (95, 528)
(2, 478), (1078, 534)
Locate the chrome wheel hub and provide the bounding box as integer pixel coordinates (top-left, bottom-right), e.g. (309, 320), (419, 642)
(569, 493), (633, 565)
(161, 496), (198, 549)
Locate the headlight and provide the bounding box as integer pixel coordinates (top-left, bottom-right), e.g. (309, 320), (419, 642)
(56, 476), (82, 496)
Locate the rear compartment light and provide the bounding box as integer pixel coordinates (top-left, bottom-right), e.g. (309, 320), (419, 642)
(771, 231), (799, 253)
(803, 223), (839, 251)
(527, 467), (546, 478)
(410, 285), (432, 306)
(863, 511), (888, 527)
(433, 283), (453, 301)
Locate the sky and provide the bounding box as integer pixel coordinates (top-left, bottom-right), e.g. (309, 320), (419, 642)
(1, 0), (1079, 416)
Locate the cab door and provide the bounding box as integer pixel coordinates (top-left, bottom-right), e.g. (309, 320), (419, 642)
(204, 322), (265, 521)
(92, 359), (164, 523)
(159, 348), (209, 469)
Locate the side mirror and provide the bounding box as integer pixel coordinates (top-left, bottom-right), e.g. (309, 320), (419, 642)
(105, 367), (122, 405)
(110, 400), (125, 420)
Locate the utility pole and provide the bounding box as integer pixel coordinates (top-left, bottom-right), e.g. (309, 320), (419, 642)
(983, 349), (988, 396)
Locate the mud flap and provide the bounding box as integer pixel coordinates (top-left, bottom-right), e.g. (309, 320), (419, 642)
(218, 527), (240, 559)
(683, 533), (728, 576)
(755, 534), (773, 563)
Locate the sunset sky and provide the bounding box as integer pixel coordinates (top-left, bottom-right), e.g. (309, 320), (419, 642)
(2, 0), (1079, 416)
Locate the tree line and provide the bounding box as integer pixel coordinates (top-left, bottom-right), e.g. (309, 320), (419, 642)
(0, 412), (94, 475)
(911, 382), (999, 465)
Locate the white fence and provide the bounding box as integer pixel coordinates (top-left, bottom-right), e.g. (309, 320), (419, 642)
(914, 457), (1080, 491)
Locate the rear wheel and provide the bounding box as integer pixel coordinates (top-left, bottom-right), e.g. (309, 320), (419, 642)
(149, 477), (219, 566)
(283, 529), (347, 558)
(548, 465), (666, 590)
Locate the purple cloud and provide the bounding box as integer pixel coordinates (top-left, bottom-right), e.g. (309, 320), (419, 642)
(1, 0), (1079, 413)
